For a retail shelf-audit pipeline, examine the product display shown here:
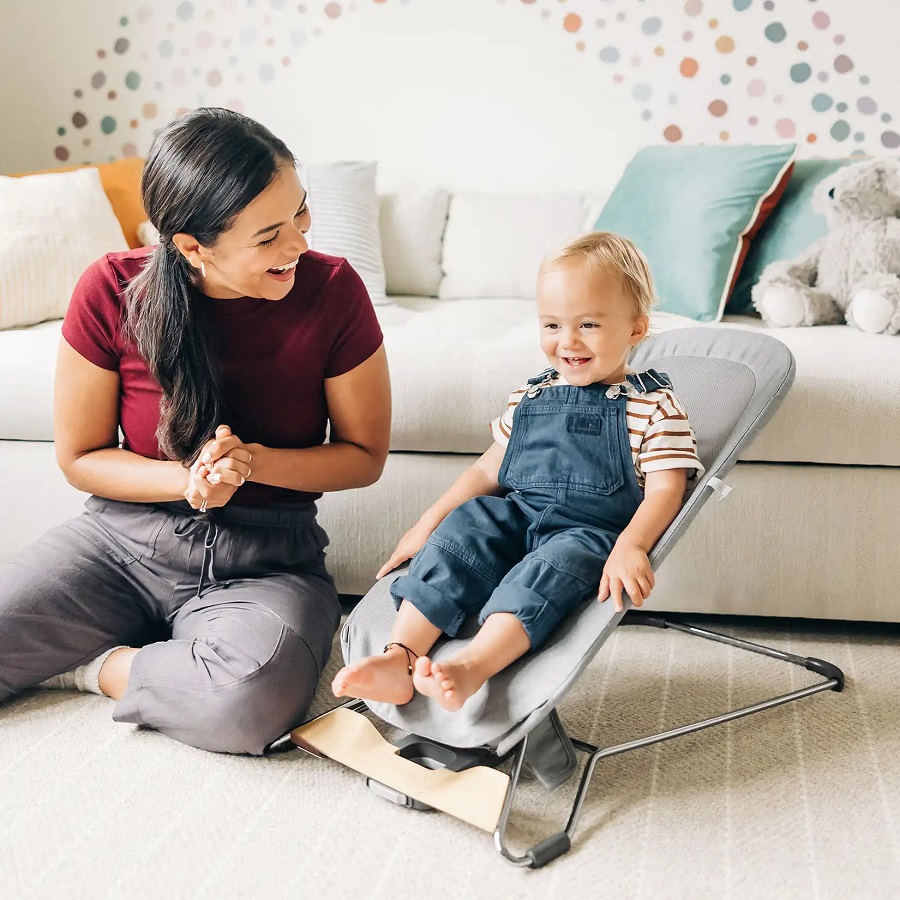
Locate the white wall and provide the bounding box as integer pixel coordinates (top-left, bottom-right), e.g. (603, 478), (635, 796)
(1, 0), (898, 195)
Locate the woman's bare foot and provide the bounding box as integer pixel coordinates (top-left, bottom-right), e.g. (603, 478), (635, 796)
(412, 655), (486, 712)
(331, 648), (414, 705)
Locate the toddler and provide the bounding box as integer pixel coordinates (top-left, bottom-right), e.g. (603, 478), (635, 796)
(333, 232), (703, 711)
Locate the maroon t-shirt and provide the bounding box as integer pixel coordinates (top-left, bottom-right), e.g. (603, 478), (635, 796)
(62, 247), (384, 506)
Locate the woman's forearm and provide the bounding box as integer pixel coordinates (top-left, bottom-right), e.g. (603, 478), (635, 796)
(244, 440), (386, 494)
(59, 447), (188, 502)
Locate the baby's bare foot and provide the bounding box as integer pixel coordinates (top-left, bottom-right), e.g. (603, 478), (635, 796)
(331, 650), (414, 705)
(413, 655), (486, 712)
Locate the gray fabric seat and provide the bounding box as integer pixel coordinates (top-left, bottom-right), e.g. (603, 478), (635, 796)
(341, 327), (795, 762)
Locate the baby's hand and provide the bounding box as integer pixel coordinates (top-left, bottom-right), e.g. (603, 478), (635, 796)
(598, 540), (655, 611)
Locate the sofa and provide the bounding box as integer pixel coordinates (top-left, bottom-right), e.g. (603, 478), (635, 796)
(1, 155), (898, 624)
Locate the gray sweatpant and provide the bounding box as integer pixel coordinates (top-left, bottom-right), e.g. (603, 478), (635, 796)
(0, 496), (341, 755)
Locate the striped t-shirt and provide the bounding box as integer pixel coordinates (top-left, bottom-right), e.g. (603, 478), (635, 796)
(491, 372), (704, 489)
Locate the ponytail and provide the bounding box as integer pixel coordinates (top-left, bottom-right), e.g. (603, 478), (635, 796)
(124, 242), (221, 463)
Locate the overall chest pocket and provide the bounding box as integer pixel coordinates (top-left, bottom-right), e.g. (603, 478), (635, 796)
(503, 404), (626, 497)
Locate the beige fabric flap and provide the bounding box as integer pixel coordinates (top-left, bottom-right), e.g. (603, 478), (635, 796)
(292, 708), (509, 832)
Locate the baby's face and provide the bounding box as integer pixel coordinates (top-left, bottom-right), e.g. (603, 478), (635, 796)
(536, 261), (648, 386)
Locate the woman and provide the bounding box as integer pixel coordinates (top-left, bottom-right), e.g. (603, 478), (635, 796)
(0, 108), (391, 755)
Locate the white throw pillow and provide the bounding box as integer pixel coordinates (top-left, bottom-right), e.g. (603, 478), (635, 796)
(300, 161), (388, 305)
(438, 191), (607, 300)
(379, 189), (450, 297)
(0, 168), (129, 330)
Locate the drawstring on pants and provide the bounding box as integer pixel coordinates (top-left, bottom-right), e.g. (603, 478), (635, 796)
(173, 514), (232, 597)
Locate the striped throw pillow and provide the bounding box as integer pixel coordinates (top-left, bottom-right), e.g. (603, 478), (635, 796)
(0, 168), (129, 331)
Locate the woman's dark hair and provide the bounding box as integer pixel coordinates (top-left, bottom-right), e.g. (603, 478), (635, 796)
(124, 107), (295, 463)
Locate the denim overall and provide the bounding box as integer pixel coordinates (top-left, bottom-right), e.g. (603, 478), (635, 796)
(390, 368), (672, 650)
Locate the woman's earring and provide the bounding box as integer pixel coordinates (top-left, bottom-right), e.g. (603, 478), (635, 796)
(200, 261), (207, 278)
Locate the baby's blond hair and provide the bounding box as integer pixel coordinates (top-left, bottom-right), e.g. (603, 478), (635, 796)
(541, 231), (657, 319)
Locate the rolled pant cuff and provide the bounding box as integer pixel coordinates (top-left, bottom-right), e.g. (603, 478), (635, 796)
(389, 574), (467, 637)
(478, 584), (565, 652)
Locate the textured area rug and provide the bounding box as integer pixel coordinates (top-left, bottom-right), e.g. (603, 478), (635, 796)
(1, 618), (897, 899)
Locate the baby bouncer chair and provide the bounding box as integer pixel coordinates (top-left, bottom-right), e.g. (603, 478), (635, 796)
(277, 327), (844, 868)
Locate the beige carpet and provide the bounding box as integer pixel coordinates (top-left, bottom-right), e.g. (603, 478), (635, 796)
(1, 617), (898, 899)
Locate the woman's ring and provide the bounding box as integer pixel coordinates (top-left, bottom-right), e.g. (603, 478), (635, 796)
(199, 499), (208, 513)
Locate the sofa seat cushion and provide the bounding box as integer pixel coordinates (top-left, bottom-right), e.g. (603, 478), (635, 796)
(381, 299), (900, 467)
(0, 319), (61, 441)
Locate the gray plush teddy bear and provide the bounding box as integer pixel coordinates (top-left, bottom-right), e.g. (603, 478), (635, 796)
(752, 157), (900, 335)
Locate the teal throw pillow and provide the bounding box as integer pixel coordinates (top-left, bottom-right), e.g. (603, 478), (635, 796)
(594, 144), (796, 322)
(727, 158), (859, 314)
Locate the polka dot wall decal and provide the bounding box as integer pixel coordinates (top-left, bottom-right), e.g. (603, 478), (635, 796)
(715, 36), (735, 53)
(632, 83), (652, 101)
(683, 31), (693, 41)
(324, 3), (342, 18)
(791, 63), (811, 82)
(709, 19), (719, 29)
(882, 113), (892, 123)
(159, 40), (174, 57)
(764, 23), (786, 42)
(748, 78), (765, 96)
(55, 146), (69, 161)
(197, 31), (215, 49)
(721, 74), (731, 84)
(664, 125), (683, 142)
(813, 11), (830, 28)
(599, 47), (619, 63)
(176, 2), (195, 22)
(719, 131), (729, 140)
(142, 102), (157, 118)
(563, 13), (581, 33)
(807, 133), (817, 143)
(834, 54), (853, 73)
(733, 0), (751, 10)
(776, 118), (796, 137)
(836, 102), (847, 112)
(834, 34), (844, 44)
(854, 131), (864, 142)
(100, 116), (117, 135)
(108, 90), (117, 99)
(114, 38), (130, 53)
(763, 0), (774, 10)
(830, 119), (850, 140)
(883, 131), (900, 149)
(642, 17), (662, 35)
(684, 1), (703, 16)
(812, 93), (833, 111)
(259, 62), (275, 81)
(208, 70), (222, 86)
(746, 55), (757, 65)
(122, 142), (138, 156)
(642, 110), (652, 120)
(91, 72), (106, 89)
(72, 112), (87, 128)
(137, 6), (153, 22)
(125, 72), (141, 89)
(860, 75), (870, 84)
(120, 16), (129, 25)
(74, 89), (83, 98)
(748, 116), (758, 125)
(130, 119), (139, 128)
(57, 126), (65, 136)
(680, 57), (699, 76)
(798, 41), (808, 50)
(708, 99), (728, 116)
(97, 49), (106, 58)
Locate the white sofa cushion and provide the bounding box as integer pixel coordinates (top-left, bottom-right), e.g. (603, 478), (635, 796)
(438, 191), (605, 300)
(379, 189), (449, 297)
(0, 168), (129, 330)
(301, 161), (388, 305)
(0, 319), (61, 440)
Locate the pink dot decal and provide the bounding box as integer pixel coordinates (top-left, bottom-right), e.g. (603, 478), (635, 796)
(776, 118), (796, 137)
(324, 2), (341, 17)
(748, 79), (766, 96)
(813, 12), (830, 29)
(684, 1), (703, 17)
(664, 125), (683, 142)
